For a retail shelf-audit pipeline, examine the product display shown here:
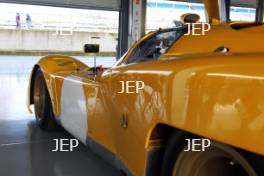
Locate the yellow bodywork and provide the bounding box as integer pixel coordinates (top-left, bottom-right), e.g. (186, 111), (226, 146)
(27, 3), (264, 176)
(28, 24), (264, 175)
(204, 0), (221, 24)
(27, 55), (88, 116)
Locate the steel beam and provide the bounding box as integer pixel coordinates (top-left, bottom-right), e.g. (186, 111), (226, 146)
(256, 0), (264, 22)
(117, 0), (146, 59)
(130, 0), (146, 44)
(117, 0), (130, 59)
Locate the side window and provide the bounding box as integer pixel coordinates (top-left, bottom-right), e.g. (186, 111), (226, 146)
(229, 0), (257, 22)
(125, 28), (186, 65)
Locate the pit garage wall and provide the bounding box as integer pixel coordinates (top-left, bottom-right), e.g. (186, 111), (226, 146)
(0, 28), (118, 54)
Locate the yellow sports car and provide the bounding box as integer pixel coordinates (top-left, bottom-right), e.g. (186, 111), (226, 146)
(28, 1), (264, 176)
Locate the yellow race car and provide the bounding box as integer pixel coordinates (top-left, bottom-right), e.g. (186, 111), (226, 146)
(27, 2), (264, 176)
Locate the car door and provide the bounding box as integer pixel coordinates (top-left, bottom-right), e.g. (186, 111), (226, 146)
(59, 68), (116, 153)
(107, 27), (187, 174)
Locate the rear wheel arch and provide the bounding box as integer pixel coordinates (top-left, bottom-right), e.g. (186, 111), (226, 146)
(145, 124), (190, 176)
(156, 128), (264, 176)
(145, 124), (264, 176)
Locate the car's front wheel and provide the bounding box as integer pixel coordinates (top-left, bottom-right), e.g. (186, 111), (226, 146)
(33, 68), (57, 130)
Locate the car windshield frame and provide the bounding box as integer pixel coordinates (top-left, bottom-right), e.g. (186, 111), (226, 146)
(115, 25), (188, 67)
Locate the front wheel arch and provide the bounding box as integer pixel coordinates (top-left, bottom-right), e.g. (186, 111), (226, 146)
(29, 64), (40, 106)
(32, 68), (58, 130)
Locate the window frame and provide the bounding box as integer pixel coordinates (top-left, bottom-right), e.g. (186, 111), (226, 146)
(117, 26), (187, 66)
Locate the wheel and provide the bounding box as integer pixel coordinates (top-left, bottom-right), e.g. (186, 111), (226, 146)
(161, 132), (262, 176)
(33, 68), (57, 130)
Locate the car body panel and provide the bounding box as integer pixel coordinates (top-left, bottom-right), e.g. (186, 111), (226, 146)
(204, 0), (221, 23)
(100, 53), (264, 174)
(29, 53), (264, 175)
(27, 22), (264, 176)
(60, 75), (88, 144)
(27, 55), (88, 116)
(166, 24), (264, 56)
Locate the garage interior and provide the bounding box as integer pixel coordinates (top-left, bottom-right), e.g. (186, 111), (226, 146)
(0, 0), (262, 176)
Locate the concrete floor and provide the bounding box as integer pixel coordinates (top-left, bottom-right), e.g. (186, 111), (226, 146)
(0, 56), (119, 176)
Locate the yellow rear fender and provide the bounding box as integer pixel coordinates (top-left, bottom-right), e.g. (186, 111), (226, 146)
(27, 55), (89, 116)
(143, 53), (264, 159)
(166, 54), (264, 156)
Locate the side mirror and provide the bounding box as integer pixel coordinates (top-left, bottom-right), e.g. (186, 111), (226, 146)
(84, 44), (100, 53)
(181, 13), (200, 23)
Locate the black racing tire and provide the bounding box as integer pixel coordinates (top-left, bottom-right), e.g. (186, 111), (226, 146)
(33, 68), (58, 130)
(161, 131), (264, 176)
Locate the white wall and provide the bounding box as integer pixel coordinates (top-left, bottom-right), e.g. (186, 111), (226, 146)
(0, 29), (118, 53)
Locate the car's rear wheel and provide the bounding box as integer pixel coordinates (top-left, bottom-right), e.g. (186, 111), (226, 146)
(161, 132), (261, 176)
(172, 142), (256, 176)
(33, 68), (57, 130)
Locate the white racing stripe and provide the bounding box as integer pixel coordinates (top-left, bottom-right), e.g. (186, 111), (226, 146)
(60, 76), (87, 144)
